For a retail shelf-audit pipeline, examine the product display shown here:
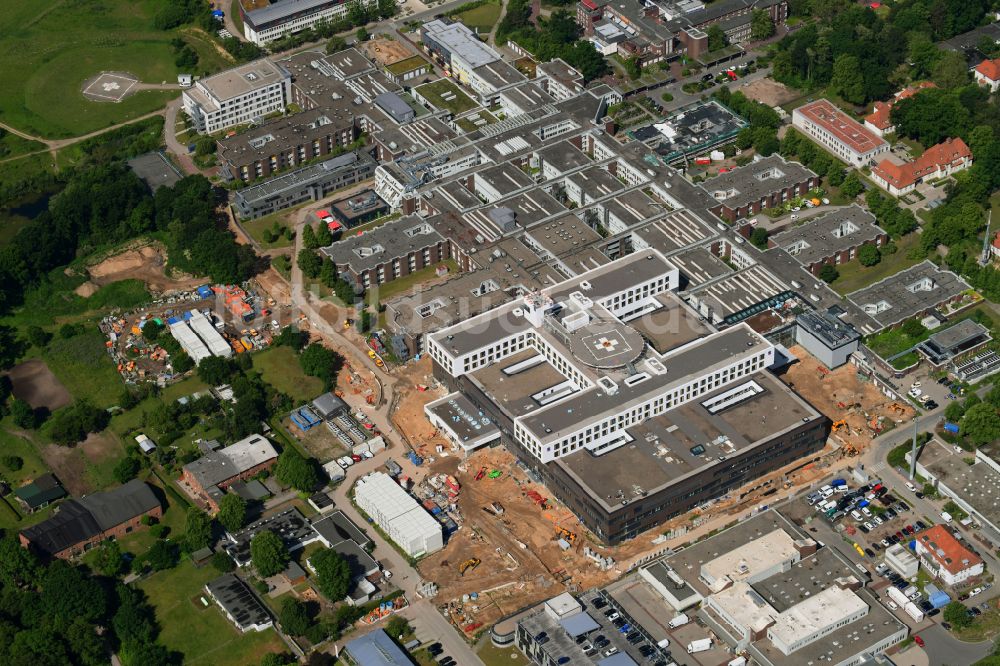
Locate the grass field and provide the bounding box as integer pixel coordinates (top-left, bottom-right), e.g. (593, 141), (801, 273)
(0, 0), (216, 138)
(365, 259), (459, 305)
(252, 346), (324, 403)
(414, 79), (478, 115)
(829, 233), (922, 296)
(477, 642), (528, 666)
(451, 1), (502, 34)
(138, 560), (286, 665)
(241, 211), (297, 249)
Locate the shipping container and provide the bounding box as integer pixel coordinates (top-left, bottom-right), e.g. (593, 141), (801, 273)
(888, 586), (908, 607)
(904, 602), (924, 622)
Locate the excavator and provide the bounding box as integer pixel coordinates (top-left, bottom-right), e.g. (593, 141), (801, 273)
(888, 402), (906, 414)
(831, 419), (847, 432)
(555, 526), (577, 544)
(459, 558), (481, 576)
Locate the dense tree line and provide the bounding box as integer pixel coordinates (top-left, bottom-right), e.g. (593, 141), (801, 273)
(498, 5), (609, 82)
(769, 0), (991, 104)
(0, 169), (257, 314)
(0, 534), (174, 665)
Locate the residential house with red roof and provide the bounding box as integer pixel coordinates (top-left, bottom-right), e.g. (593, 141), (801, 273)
(914, 525), (984, 586)
(870, 138), (972, 197)
(974, 58), (1000, 92)
(863, 82), (937, 137)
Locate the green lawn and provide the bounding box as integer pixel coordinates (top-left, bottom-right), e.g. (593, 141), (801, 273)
(241, 211), (297, 249)
(138, 560), (286, 665)
(251, 346), (324, 403)
(455, 109), (498, 133)
(365, 259), (459, 305)
(830, 233), (923, 296)
(0, 423), (50, 488)
(31, 330), (124, 409)
(865, 323), (932, 359)
(0, 0), (219, 138)
(452, 1), (502, 33)
(477, 642), (528, 666)
(414, 79), (478, 115)
(386, 55), (430, 77)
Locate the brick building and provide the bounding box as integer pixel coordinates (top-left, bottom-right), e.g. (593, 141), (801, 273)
(700, 155), (820, 222)
(19, 480), (162, 559)
(771, 205), (888, 276)
(181, 434), (279, 511)
(320, 214), (450, 291)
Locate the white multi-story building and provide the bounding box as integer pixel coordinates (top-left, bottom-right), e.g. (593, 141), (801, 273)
(241, 0), (374, 45)
(354, 472), (443, 557)
(427, 250), (780, 464)
(182, 58), (291, 134)
(792, 99), (889, 167)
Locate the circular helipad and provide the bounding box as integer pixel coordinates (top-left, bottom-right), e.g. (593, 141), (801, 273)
(82, 71), (140, 103)
(567, 319), (646, 369)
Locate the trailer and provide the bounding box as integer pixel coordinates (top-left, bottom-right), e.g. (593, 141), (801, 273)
(904, 602), (924, 622)
(668, 614), (690, 629)
(687, 638), (712, 654)
(888, 586), (908, 608)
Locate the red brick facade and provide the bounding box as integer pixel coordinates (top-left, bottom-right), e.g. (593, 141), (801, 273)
(709, 177), (820, 222)
(181, 458), (277, 512)
(19, 504), (163, 560)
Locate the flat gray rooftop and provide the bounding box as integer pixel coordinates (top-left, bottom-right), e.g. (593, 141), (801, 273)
(847, 260), (972, 328)
(473, 59), (527, 91)
(796, 309), (861, 349)
(425, 392), (501, 445)
(700, 155), (818, 210)
(628, 294), (714, 354)
(423, 19), (499, 69)
(687, 264), (789, 322)
(565, 167), (625, 200)
(630, 208), (718, 253)
(924, 439), (1000, 531)
(772, 205), (884, 266)
(321, 214), (445, 273)
(555, 371), (818, 506)
(470, 349), (570, 418)
(528, 214), (603, 258)
(661, 510), (806, 597)
(669, 246), (733, 290)
(751, 546), (858, 613)
(195, 58), (287, 102)
(537, 140), (594, 174)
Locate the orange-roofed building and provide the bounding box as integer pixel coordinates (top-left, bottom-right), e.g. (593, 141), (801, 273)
(863, 82), (937, 137)
(870, 137), (972, 197)
(974, 58), (1000, 92)
(914, 524), (984, 585)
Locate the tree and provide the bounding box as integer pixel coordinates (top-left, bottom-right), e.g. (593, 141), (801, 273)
(274, 325), (307, 350)
(944, 400), (966, 423)
(2, 455), (23, 471)
(623, 56), (642, 81)
(275, 448), (320, 492)
(298, 249), (323, 279)
(750, 227), (769, 249)
(48, 401), (109, 445)
(356, 27), (369, 42)
(840, 171), (864, 199)
(279, 598), (312, 636)
(818, 264), (839, 283)
(197, 355), (236, 386)
(311, 548), (352, 601)
(10, 398), (37, 429)
(172, 350), (195, 374)
(251, 529), (290, 577)
(218, 493), (248, 533)
(0, 325), (22, 370)
(95, 541), (125, 577)
(944, 600), (973, 628)
(932, 50), (971, 89)
(142, 320), (164, 342)
(830, 54), (864, 104)
(326, 36), (347, 54)
(857, 244), (881, 266)
(145, 540), (179, 571)
(706, 24), (727, 51)
(299, 342), (340, 388)
(314, 222), (334, 247)
(301, 224), (319, 249)
(113, 456), (141, 484)
(212, 551), (236, 573)
(25, 325), (51, 348)
(385, 615), (411, 639)
(183, 508), (213, 552)
(961, 403), (1000, 446)
(750, 9), (775, 40)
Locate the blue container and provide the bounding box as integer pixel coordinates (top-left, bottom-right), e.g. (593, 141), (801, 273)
(197, 285), (213, 299)
(944, 422), (960, 434)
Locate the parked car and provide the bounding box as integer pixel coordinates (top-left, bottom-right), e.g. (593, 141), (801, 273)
(914, 635), (925, 648)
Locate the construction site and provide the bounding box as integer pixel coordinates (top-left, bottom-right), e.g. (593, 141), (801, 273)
(781, 345), (916, 455)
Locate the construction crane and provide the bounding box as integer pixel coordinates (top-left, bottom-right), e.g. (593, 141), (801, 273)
(980, 210), (993, 266)
(458, 558), (481, 576)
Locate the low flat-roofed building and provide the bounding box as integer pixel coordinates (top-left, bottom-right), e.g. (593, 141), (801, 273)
(425, 392), (502, 452)
(686, 263), (790, 327)
(182, 434), (279, 511)
(700, 155), (820, 222)
(223, 507), (317, 566)
(205, 573), (273, 632)
(847, 260), (972, 329)
(700, 527), (803, 592)
(233, 150), (377, 219)
(667, 246), (733, 290)
(792, 99), (889, 166)
(343, 628), (411, 665)
(794, 309), (861, 369)
(916, 439), (1000, 547)
(766, 585), (869, 655)
(885, 543), (919, 578)
(535, 58), (585, 101)
(772, 205), (887, 276)
(638, 560), (703, 611)
(630, 101), (748, 165)
(916, 318), (991, 366)
(914, 524), (984, 586)
(628, 208), (717, 253)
